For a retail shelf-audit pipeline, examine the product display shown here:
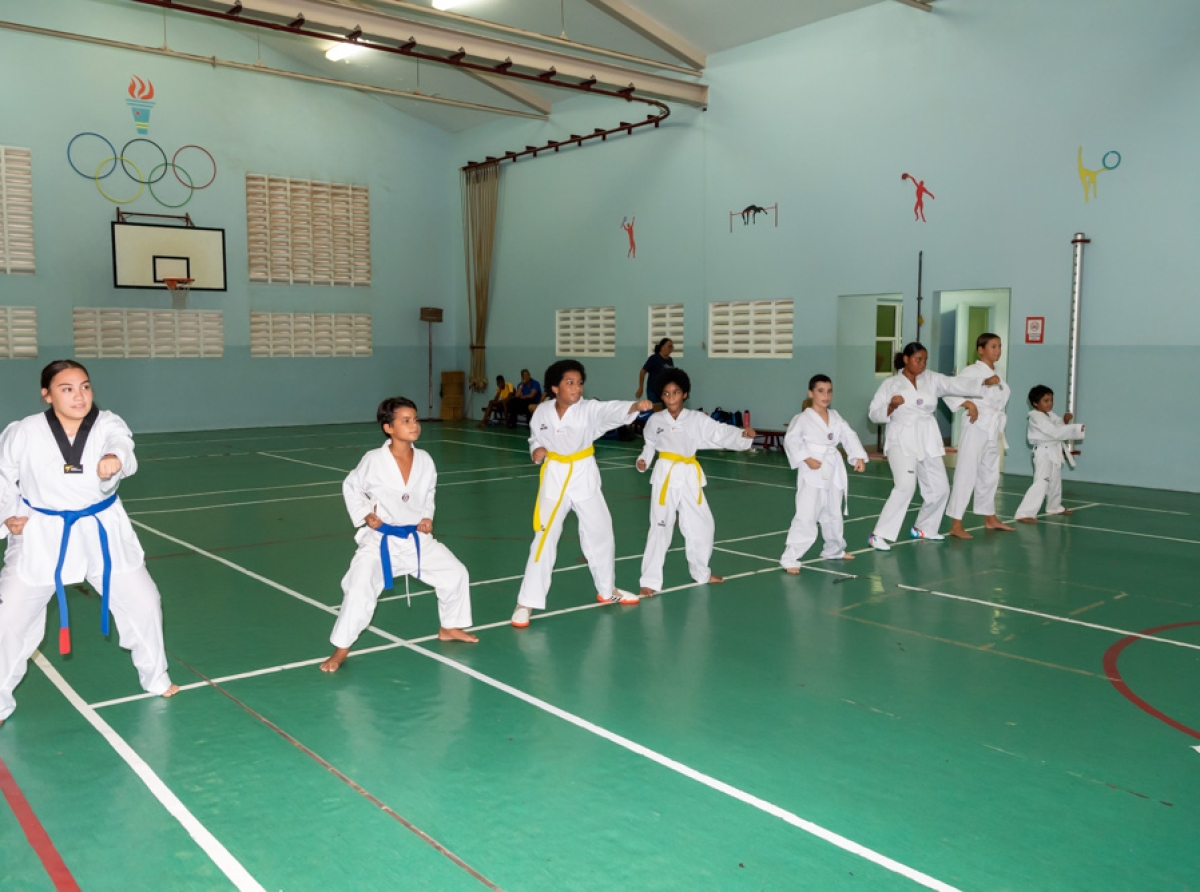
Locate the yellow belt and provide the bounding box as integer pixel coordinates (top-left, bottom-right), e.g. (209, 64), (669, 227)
(532, 446), (595, 561)
(658, 451), (703, 506)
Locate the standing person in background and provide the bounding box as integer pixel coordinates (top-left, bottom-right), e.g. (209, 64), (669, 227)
(1013, 386), (1086, 523)
(636, 338), (675, 409)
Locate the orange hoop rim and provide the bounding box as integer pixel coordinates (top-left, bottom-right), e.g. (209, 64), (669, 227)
(162, 277), (195, 291)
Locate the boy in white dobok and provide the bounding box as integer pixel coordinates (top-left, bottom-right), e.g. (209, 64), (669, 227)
(512, 360), (652, 628)
(321, 397), (476, 673)
(944, 333), (1015, 539)
(780, 375), (868, 573)
(1013, 385), (1086, 523)
(636, 369), (756, 596)
(0, 360), (178, 727)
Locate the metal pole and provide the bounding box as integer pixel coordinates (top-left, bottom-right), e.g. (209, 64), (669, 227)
(915, 250), (924, 342)
(428, 320), (434, 419)
(1067, 233), (1089, 422)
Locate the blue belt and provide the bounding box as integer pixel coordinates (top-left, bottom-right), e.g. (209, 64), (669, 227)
(377, 523), (421, 589)
(23, 492), (118, 655)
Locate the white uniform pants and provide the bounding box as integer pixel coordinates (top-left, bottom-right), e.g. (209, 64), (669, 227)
(947, 426), (1001, 520)
(781, 482), (846, 568)
(639, 488), (715, 591)
(872, 449), (950, 542)
(517, 493), (615, 609)
(331, 534), (471, 648)
(1014, 451), (1065, 519)
(0, 562), (172, 721)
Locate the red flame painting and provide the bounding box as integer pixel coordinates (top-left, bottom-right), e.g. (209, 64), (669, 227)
(128, 76), (155, 101)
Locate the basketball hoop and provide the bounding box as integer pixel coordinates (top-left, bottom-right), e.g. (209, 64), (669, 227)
(163, 277), (193, 309)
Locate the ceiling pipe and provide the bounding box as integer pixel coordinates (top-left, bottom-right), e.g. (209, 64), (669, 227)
(123, 0), (672, 170)
(364, 0), (703, 76)
(0, 18), (547, 119)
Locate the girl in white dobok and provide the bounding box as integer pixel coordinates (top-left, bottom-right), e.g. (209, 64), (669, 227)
(944, 333), (1015, 539)
(867, 343), (997, 551)
(780, 374), (869, 572)
(635, 368), (756, 596)
(0, 360), (178, 727)
(512, 360), (651, 628)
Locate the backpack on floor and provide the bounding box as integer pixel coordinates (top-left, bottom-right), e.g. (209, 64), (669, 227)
(711, 407), (735, 425)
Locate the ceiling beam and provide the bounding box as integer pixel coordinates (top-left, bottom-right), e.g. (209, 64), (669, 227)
(583, 0), (705, 70)
(463, 71), (553, 115)
(890, 0), (934, 11)
(174, 0), (708, 106)
(365, 0), (702, 77)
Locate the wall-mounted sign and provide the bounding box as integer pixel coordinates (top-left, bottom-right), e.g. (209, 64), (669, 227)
(1025, 316), (1045, 344)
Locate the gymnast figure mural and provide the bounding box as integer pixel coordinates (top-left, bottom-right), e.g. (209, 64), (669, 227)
(621, 216), (636, 258)
(1078, 146), (1121, 203)
(728, 203), (778, 231)
(901, 173), (934, 222)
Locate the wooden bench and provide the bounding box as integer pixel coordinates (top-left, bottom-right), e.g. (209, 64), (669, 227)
(754, 429), (786, 451)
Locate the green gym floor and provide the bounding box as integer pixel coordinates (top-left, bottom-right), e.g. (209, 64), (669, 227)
(1, 420), (1198, 891)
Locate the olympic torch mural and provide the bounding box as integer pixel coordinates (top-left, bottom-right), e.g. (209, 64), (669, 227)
(127, 76), (156, 134)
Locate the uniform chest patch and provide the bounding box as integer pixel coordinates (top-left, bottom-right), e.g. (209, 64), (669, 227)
(401, 494), (410, 502)
(916, 398), (924, 406)
(827, 433), (834, 440)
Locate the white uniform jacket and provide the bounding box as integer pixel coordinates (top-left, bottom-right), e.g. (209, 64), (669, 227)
(783, 408), (869, 510)
(944, 361), (1010, 445)
(343, 444), (438, 551)
(1026, 411), (1086, 467)
(636, 408), (752, 497)
(868, 370), (985, 460)
(0, 410), (144, 586)
(528, 399), (637, 504)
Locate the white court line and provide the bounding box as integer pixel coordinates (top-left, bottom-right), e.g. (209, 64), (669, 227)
(122, 479), (343, 503)
(258, 451), (351, 474)
(1037, 521), (1200, 546)
(896, 584), (1200, 652)
(1063, 501), (1189, 516)
(705, 473), (886, 502)
(128, 492), (344, 516)
(126, 519), (957, 890)
(88, 642), (408, 709)
(33, 653), (265, 891)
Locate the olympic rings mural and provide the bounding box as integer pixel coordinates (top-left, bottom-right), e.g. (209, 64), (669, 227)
(67, 133), (218, 208)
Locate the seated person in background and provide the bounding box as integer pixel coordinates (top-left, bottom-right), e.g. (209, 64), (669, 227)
(478, 375), (514, 427)
(506, 369), (542, 427)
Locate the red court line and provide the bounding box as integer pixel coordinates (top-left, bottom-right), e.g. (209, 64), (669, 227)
(0, 754), (82, 891)
(1103, 621), (1200, 740)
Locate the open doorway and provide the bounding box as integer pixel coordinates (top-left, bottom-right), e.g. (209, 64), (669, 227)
(934, 288), (1011, 448)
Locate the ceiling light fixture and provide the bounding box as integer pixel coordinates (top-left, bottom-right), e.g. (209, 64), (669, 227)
(432, 0), (466, 11)
(325, 42), (366, 62)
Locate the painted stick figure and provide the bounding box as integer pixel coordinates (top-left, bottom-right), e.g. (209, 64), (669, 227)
(901, 173), (935, 222)
(621, 216), (636, 258)
(1077, 146), (1104, 203)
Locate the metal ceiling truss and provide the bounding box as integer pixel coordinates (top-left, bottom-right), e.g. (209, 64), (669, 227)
(127, 0), (707, 107)
(129, 0), (683, 170)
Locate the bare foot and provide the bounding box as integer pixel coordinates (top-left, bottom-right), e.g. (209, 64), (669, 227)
(984, 516), (1015, 532)
(946, 520), (973, 540)
(1017, 517), (1038, 524)
(785, 568), (800, 575)
(639, 587), (656, 597)
(320, 647), (351, 672)
(1061, 509), (1074, 515)
(708, 575), (725, 584)
(439, 627), (479, 643)
(161, 684), (180, 699)
(840, 553), (856, 561)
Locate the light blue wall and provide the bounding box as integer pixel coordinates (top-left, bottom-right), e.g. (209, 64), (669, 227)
(453, 0), (1200, 492)
(0, 0), (464, 431)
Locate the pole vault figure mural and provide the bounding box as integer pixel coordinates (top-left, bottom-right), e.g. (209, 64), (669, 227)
(1077, 146), (1121, 203)
(901, 173), (934, 222)
(620, 216), (636, 258)
(728, 203), (778, 232)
